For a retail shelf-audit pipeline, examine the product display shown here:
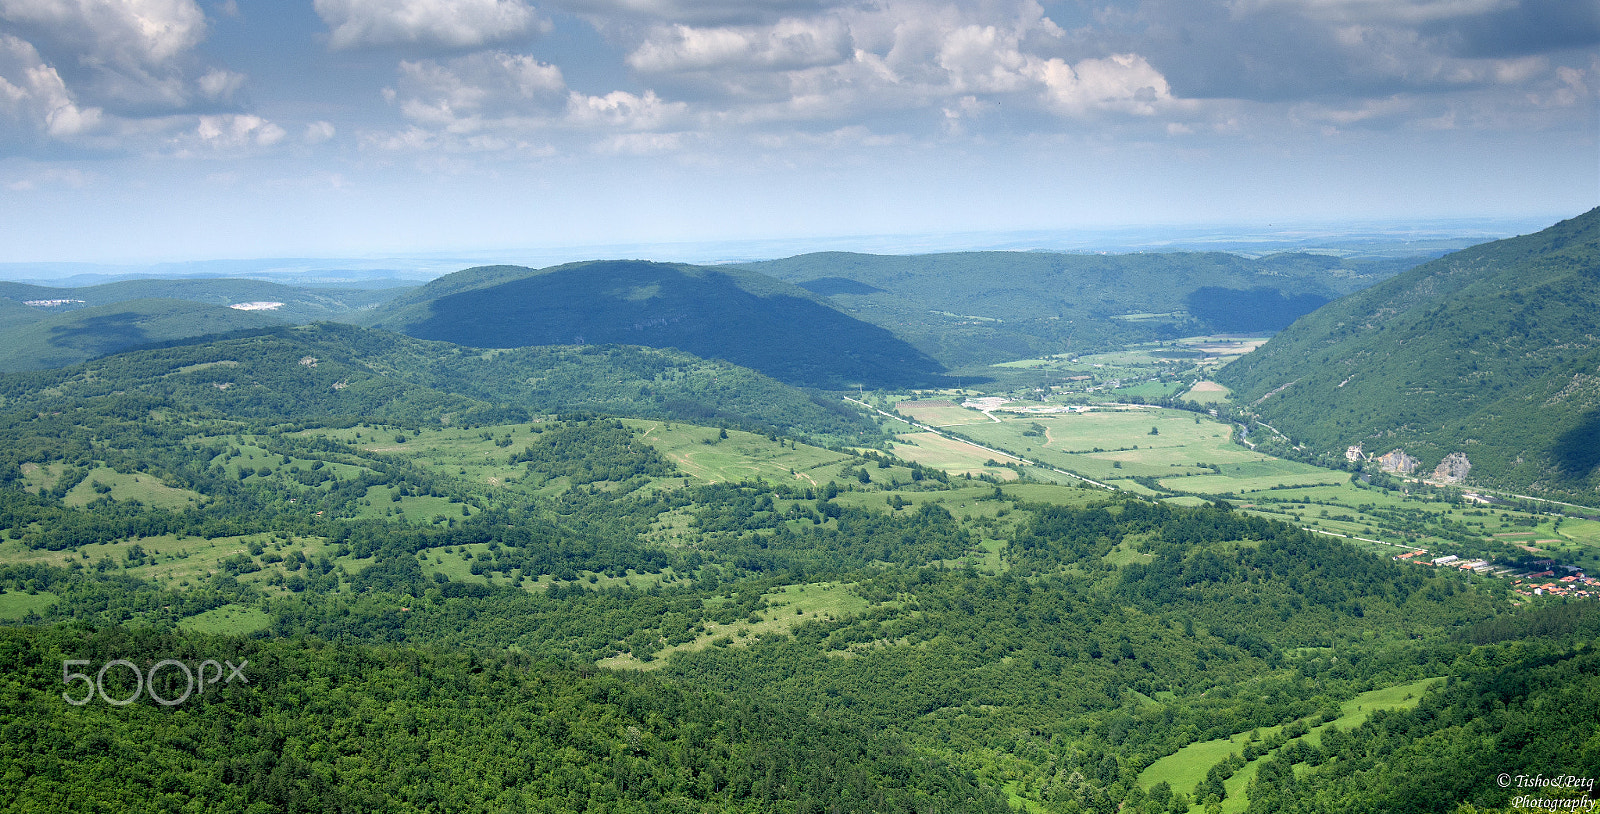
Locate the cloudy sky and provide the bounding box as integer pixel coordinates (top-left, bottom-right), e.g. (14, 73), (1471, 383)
(0, 0), (1594, 263)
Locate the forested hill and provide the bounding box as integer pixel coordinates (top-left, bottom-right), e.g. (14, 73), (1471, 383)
(1215, 208), (1600, 498)
(362, 260), (948, 389)
(0, 323), (879, 441)
(1, 626), (1007, 813)
(736, 250), (1421, 366)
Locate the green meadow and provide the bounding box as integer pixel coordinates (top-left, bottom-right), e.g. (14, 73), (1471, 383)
(0, 589), (59, 619)
(598, 581), (874, 670)
(1139, 677), (1443, 813)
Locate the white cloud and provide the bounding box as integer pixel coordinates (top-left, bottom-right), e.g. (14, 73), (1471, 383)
(197, 67), (244, 100)
(0, 32), (103, 137)
(304, 120), (336, 143)
(388, 51), (564, 138)
(626, 17), (851, 73)
(0, 0), (208, 67)
(564, 88), (686, 129)
(608, 0), (1183, 130)
(315, 0), (546, 50)
(1031, 53), (1177, 116)
(191, 113), (286, 149)
(0, 0), (257, 114)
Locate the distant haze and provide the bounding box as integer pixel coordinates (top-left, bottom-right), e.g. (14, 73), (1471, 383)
(0, 217), (1556, 284)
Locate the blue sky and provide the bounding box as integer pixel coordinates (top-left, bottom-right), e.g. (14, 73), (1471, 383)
(0, 0), (1594, 263)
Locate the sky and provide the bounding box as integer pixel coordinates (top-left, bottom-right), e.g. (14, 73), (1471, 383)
(0, 0), (1595, 264)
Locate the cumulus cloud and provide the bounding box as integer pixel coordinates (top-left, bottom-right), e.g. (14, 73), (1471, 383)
(304, 120), (336, 143)
(390, 50), (564, 133)
(315, 0), (546, 50)
(1031, 53), (1177, 116)
(193, 113), (285, 148)
(0, 0), (207, 67)
(197, 67), (244, 101)
(626, 17), (851, 73)
(565, 88), (686, 129)
(0, 0), (283, 132)
(606, 0), (1182, 129)
(0, 32), (103, 137)
(0, 0), (212, 108)
(1124, 0), (1595, 106)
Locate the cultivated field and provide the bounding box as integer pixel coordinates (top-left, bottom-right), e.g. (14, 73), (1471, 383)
(890, 432), (1018, 479)
(896, 399), (992, 426)
(1180, 380), (1232, 404)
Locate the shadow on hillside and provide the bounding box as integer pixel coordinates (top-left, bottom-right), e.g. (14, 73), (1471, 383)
(48, 312), (148, 357)
(406, 262), (948, 390)
(1552, 410), (1600, 479)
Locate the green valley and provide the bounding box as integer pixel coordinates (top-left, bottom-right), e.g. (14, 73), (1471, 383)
(2, 222), (1596, 814)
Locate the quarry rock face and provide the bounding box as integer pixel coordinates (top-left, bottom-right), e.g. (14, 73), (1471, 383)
(1431, 452), (1472, 484)
(1378, 449), (1420, 475)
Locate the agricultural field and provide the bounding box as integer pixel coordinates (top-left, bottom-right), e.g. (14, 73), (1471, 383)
(949, 407), (1254, 482)
(889, 431), (1018, 480)
(1181, 380), (1232, 404)
(869, 397), (1600, 571)
(896, 399), (993, 427)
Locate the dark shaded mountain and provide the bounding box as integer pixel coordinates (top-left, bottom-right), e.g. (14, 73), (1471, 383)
(0, 322), (878, 441)
(1216, 208), (1600, 497)
(363, 260), (947, 389)
(737, 250), (1422, 367)
(797, 277), (888, 296)
(0, 298), (283, 372)
(1184, 286), (1333, 333)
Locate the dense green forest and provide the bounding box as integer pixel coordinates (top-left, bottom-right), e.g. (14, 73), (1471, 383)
(1217, 207), (1600, 499)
